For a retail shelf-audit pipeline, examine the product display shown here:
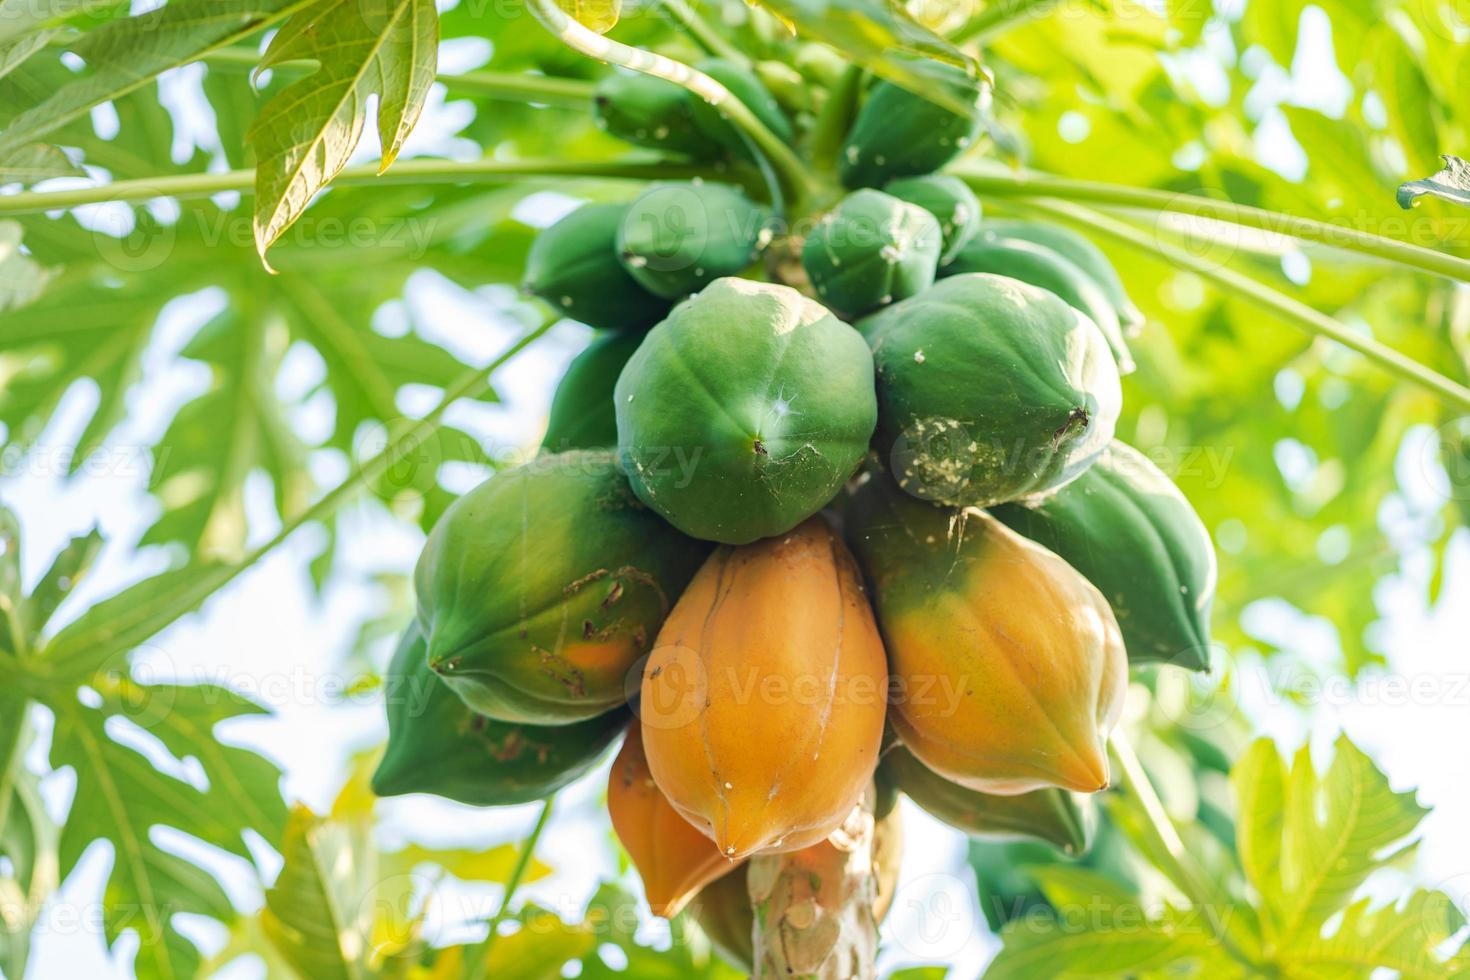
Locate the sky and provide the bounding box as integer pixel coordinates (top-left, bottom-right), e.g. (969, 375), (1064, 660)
(5, 7), (1470, 979)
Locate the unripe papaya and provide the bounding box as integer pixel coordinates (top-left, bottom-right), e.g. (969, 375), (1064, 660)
(878, 744), (1093, 855)
(522, 203), (671, 332)
(640, 518), (888, 859)
(801, 189), (943, 319)
(593, 71), (715, 159)
(372, 625), (628, 805)
(980, 219), (1145, 333)
(842, 470), (1127, 795)
(691, 802), (904, 973)
(884, 174), (982, 264)
(541, 332), (641, 451)
(616, 278), (877, 544)
(992, 441), (1217, 671)
(616, 182), (774, 300)
(690, 58), (794, 158)
(608, 725), (737, 917)
(860, 273), (1122, 508)
(415, 451), (711, 724)
(945, 235), (1135, 374)
(839, 63), (990, 188)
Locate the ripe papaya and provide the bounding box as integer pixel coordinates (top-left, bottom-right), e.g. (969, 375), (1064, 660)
(689, 58), (794, 158)
(945, 236), (1135, 374)
(839, 63), (990, 188)
(801, 189), (943, 319)
(608, 725), (737, 917)
(691, 803), (904, 974)
(616, 278), (877, 544)
(992, 441), (1216, 671)
(372, 624), (628, 806)
(980, 219), (1145, 333)
(415, 450), (710, 724)
(541, 332), (641, 451)
(640, 518), (888, 859)
(842, 470), (1127, 795)
(593, 71), (715, 159)
(884, 174), (982, 264)
(616, 182), (774, 299)
(860, 273), (1121, 508)
(522, 202), (671, 332)
(878, 744), (1093, 855)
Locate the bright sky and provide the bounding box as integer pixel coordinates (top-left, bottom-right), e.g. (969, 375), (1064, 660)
(8, 14), (1470, 979)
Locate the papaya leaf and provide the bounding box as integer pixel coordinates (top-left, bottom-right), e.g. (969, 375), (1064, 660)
(1397, 155), (1470, 210)
(0, 0), (300, 158)
(0, 760), (58, 980)
(47, 675), (285, 980)
(0, 142), (81, 183)
(25, 528), (102, 639)
(0, 30), (53, 81)
(457, 906), (596, 980)
(555, 0), (619, 34)
(1285, 891), (1469, 978)
(0, 220), (52, 312)
(247, 0), (439, 266)
(385, 843), (552, 886)
(750, 0), (977, 116)
(0, 0), (119, 45)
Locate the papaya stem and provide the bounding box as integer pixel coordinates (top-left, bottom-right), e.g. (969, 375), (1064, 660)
(0, 158), (755, 216)
(953, 165), (1470, 284)
(27, 320), (555, 683)
(1008, 196), (1470, 413)
(660, 0), (749, 66)
(193, 46), (597, 108)
(524, 0), (818, 205)
(809, 64), (863, 179)
(471, 797), (556, 978)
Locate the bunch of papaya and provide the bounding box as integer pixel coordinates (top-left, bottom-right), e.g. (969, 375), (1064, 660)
(380, 49), (1220, 968)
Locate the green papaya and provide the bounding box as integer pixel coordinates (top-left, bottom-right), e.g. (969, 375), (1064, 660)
(689, 58), (794, 158)
(415, 450), (711, 723)
(523, 203), (670, 332)
(541, 332), (642, 451)
(615, 277), (877, 544)
(883, 174), (982, 264)
(593, 72), (715, 159)
(979, 219), (1145, 333)
(859, 273), (1122, 507)
(839, 63), (989, 188)
(801, 189), (943, 319)
(616, 181), (774, 300)
(878, 745), (1093, 856)
(992, 441), (1216, 670)
(372, 624), (628, 805)
(945, 236), (1135, 373)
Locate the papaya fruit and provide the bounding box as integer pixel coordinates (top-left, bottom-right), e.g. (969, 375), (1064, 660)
(944, 236), (1135, 374)
(691, 803), (904, 973)
(878, 744), (1093, 855)
(593, 71), (715, 159)
(616, 277), (877, 544)
(522, 202), (671, 332)
(640, 518), (888, 859)
(992, 441), (1216, 670)
(859, 273), (1122, 508)
(842, 470), (1127, 795)
(980, 219), (1145, 333)
(541, 332), (641, 451)
(373, 624), (628, 805)
(689, 58), (794, 158)
(608, 725), (737, 917)
(415, 450), (711, 724)
(616, 182), (774, 300)
(884, 174), (982, 264)
(839, 63), (990, 188)
(801, 189), (943, 319)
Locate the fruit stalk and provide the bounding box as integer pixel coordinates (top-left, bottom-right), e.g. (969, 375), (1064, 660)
(748, 795), (881, 979)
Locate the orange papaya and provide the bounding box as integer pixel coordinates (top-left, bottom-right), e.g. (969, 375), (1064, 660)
(842, 469), (1127, 795)
(640, 517), (888, 859)
(608, 726), (738, 917)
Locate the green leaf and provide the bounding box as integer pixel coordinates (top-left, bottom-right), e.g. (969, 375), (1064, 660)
(386, 843), (552, 886)
(25, 528), (103, 639)
(0, 0), (119, 45)
(0, 0), (299, 158)
(248, 0), (439, 265)
(0, 220), (52, 312)
(0, 142), (81, 183)
(1286, 891), (1469, 978)
(0, 30), (53, 81)
(0, 758), (58, 980)
(262, 805), (372, 980)
(1398, 155), (1470, 210)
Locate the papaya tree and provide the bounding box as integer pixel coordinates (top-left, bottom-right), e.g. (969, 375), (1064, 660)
(1, 1), (1468, 978)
